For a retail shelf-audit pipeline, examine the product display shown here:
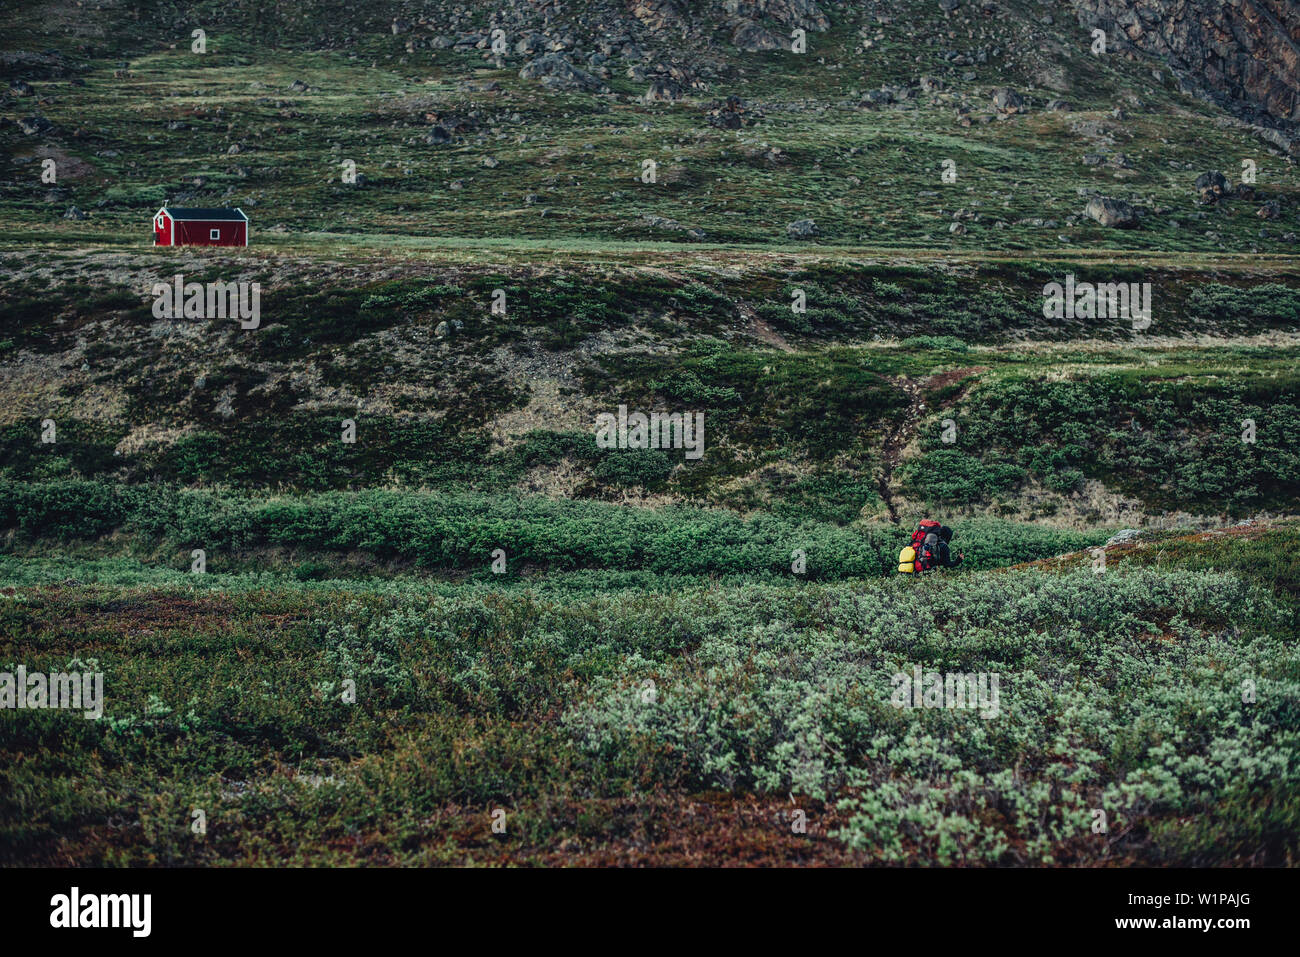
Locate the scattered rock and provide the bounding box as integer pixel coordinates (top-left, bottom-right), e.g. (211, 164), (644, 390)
(1195, 170), (1230, 203)
(1105, 528), (1141, 546)
(708, 108), (742, 129)
(732, 22), (784, 52)
(63, 205), (86, 219)
(1084, 196), (1140, 228)
(705, 94), (754, 129)
(1033, 64), (1072, 93)
(642, 213), (686, 231)
(514, 33), (545, 56)
(1070, 119), (1111, 139)
(518, 54), (605, 92)
(645, 78), (681, 102)
(18, 114), (52, 135)
(786, 218), (819, 240)
(991, 87), (1024, 113)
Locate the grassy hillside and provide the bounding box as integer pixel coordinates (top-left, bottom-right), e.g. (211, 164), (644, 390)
(2, 248), (1298, 528)
(2, 0), (1298, 252)
(1, 0), (1298, 867)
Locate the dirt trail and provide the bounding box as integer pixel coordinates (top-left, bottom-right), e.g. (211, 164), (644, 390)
(876, 377), (925, 525)
(741, 303), (795, 352)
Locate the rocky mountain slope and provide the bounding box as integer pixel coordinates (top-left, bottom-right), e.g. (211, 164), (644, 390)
(1071, 0), (1300, 129)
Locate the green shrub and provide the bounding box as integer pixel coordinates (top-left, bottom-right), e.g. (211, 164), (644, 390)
(0, 481), (1102, 578)
(901, 335), (969, 352)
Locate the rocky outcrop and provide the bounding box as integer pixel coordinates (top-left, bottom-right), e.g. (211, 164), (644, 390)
(632, 0), (830, 49)
(629, 0), (685, 33)
(1071, 0), (1300, 127)
(721, 1), (830, 31)
(732, 21), (784, 51)
(518, 53), (606, 92)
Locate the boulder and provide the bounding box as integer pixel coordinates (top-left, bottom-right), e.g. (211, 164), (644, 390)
(18, 114), (52, 135)
(1084, 196), (1140, 228)
(786, 218), (819, 239)
(518, 54), (605, 92)
(991, 87), (1024, 113)
(732, 22), (784, 52)
(1194, 170), (1230, 203)
(645, 78), (681, 102)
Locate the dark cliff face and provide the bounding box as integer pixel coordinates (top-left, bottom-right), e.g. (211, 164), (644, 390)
(1073, 0), (1300, 126)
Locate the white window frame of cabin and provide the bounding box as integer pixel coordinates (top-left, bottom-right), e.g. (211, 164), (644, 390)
(209, 228), (220, 240)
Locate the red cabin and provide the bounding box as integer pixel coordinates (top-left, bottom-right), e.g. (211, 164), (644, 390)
(153, 207), (249, 247)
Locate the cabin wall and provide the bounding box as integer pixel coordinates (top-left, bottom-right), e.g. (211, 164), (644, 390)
(172, 220), (247, 247)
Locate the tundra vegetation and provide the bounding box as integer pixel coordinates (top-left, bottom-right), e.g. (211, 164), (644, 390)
(1, 0), (1297, 865)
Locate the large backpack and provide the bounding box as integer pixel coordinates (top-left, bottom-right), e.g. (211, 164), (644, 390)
(915, 532), (940, 572)
(899, 520), (942, 573)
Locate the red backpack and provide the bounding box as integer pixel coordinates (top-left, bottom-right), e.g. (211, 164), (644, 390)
(911, 520), (941, 572)
(911, 520), (940, 549)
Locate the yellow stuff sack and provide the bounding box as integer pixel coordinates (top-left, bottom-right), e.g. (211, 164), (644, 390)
(898, 545), (917, 574)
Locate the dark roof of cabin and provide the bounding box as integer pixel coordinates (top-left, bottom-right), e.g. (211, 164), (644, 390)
(159, 207), (248, 221)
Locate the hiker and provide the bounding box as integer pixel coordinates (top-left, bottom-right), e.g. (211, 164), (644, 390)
(898, 519), (964, 574)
